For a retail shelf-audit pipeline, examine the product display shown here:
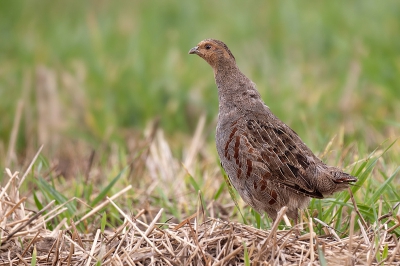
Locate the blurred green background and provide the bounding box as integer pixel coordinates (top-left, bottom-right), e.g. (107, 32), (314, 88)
(1, 0), (399, 169)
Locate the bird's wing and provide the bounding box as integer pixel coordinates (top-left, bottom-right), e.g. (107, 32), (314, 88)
(242, 112), (325, 199)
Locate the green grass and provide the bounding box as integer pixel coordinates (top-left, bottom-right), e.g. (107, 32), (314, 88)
(0, 0), (399, 237)
(1, 1), (399, 147)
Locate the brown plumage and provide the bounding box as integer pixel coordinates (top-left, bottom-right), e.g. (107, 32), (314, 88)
(189, 39), (357, 221)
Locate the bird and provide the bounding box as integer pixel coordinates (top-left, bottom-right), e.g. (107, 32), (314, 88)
(188, 39), (357, 222)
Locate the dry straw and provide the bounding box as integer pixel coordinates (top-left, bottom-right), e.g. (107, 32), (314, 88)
(1, 151), (399, 265)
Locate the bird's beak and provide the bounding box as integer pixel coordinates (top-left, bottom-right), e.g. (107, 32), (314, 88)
(188, 46), (199, 55)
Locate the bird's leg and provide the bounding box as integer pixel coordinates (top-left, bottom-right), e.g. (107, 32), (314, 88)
(292, 213), (301, 236)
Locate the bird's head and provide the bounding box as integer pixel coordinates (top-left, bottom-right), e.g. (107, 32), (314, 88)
(188, 39), (235, 69)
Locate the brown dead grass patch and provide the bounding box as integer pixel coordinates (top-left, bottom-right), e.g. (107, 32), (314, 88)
(1, 165), (400, 265)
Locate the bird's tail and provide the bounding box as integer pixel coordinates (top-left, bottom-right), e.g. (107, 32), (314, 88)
(316, 167), (358, 197)
(332, 171), (358, 184)
(329, 169), (357, 193)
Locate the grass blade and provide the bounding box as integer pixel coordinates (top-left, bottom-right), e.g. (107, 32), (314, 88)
(38, 177), (76, 214)
(90, 167), (127, 207)
(366, 166), (400, 205)
(220, 164), (247, 224)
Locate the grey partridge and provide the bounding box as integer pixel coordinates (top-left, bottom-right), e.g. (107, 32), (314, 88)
(189, 39), (357, 221)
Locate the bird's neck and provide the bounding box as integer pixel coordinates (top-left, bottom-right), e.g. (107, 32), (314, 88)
(213, 62), (264, 115)
(213, 63), (251, 106)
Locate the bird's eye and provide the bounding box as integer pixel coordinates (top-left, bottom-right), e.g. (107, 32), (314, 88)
(205, 44), (212, 50)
